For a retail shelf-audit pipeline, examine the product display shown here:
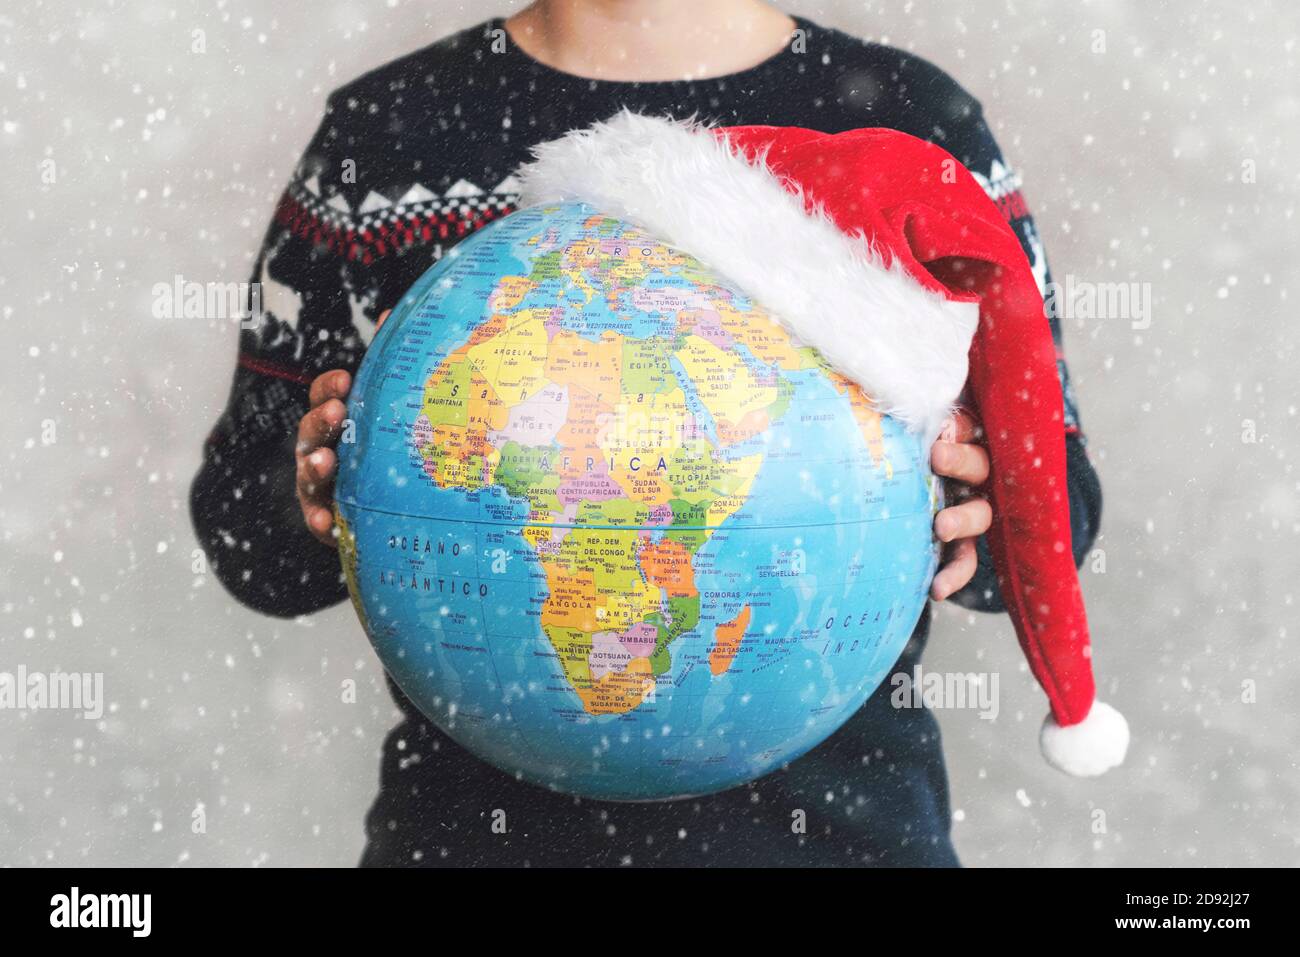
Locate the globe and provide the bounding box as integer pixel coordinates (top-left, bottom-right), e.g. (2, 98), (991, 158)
(335, 202), (942, 801)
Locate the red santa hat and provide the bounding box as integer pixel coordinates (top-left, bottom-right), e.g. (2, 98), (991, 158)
(517, 111), (1128, 777)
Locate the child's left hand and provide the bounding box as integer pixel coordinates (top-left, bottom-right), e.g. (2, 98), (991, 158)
(929, 409), (992, 601)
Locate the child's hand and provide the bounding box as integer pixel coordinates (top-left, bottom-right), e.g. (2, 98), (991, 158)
(295, 310), (389, 546)
(929, 409), (992, 601)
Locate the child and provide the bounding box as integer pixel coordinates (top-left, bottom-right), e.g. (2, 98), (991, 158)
(191, 0), (1102, 866)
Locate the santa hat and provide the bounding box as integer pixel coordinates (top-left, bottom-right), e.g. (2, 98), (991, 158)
(516, 111), (1128, 777)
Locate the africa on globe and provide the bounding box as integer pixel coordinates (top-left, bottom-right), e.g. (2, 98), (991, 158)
(334, 201), (941, 801)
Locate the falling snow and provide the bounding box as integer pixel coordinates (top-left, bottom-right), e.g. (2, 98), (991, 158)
(1, 0), (1297, 867)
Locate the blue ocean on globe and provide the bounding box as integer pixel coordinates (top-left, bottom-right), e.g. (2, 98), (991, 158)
(335, 201), (941, 800)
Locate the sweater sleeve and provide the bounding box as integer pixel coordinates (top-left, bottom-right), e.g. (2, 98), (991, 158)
(189, 94), (375, 618)
(938, 106), (1104, 612)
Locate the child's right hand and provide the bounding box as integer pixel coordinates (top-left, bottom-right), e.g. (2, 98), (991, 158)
(295, 310), (388, 546)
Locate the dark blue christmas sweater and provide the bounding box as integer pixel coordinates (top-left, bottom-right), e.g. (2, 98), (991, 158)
(190, 15), (1101, 866)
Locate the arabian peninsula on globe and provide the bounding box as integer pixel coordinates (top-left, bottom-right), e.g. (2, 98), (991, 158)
(335, 201), (941, 800)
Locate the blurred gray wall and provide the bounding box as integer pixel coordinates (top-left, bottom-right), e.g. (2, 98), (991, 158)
(1, 0), (1297, 866)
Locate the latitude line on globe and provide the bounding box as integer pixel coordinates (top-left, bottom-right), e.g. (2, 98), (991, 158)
(338, 500), (929, 531)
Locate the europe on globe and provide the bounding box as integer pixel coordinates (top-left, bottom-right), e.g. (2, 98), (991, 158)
(334, 201), (941, 800)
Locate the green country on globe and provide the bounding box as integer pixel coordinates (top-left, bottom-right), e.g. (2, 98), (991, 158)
(335, 201), (942, 801)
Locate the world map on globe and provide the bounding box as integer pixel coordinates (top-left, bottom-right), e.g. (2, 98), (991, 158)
(335, 202), (941, 800)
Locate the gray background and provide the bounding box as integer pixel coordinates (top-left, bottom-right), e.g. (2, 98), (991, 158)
(1, 0), (1297, 866)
